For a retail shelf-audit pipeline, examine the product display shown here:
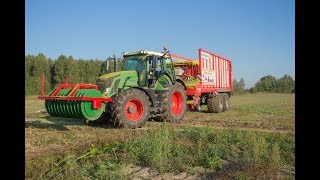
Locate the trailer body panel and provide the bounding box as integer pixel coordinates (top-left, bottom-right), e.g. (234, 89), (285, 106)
(199, 48), (232, 92)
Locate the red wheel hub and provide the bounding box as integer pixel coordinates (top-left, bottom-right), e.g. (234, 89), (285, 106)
(125, 99), (144, 121)
(171, 91), (183, 115)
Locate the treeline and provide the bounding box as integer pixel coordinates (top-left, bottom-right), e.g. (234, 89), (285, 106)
(233, 74), (295, 94)
(26, 53), (295, 95)
(25, 53), (122, 95)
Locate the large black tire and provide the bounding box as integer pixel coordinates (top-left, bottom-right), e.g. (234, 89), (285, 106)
(161, 82), (187, 123)
(207, 95), (223, 113)
(112, 88), (150, 128)
(222, 93), (229, 111)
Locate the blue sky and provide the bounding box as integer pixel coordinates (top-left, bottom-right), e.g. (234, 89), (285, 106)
(25, 0), (294, 88)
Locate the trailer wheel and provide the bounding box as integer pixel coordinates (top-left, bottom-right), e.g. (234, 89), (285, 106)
(222, 93), (229, 111)
(161, 82), (187, 123)
(207, 95), (223, 113)
(112, 88), (150, 128)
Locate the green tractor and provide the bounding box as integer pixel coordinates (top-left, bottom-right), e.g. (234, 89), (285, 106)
(39, 48), (187, 128)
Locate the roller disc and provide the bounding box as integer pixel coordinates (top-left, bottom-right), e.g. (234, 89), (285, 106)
(45, 90), (55, 116)
(57, 90), (65, 117)
(56, 90), (64, 117)
(74, 90), (84, 119)
(72, 91), (82, 119)
(61, 89), (72, 118)
(45, 100), (53, 116)
(76, 90), (85, 119)
(80, 89), (105, 121)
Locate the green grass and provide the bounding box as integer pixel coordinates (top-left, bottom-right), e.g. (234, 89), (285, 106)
(127, 125), (294, 178)
(25, 93), (295, 179)
(184, 93), (295, 132)
(26, 125), (294, 179)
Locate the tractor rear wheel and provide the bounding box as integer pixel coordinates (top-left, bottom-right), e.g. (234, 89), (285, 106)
(112, 88), (150, 128)
(207, 94), (223, 113)
(162, 82), (187, 123)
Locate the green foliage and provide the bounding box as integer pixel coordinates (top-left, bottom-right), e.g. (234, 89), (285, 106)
(243, 131), (269, 163)
(238, 78), (245, 94)
(52, 55), (81, 86)
(78, 59), (104, 84)
(232, 77), (246, 94)
(25, 54), (52, 95)
(276, 74), (295, 93)
(269, 143), (281, 169)
(25, 53), (122, 95)
(125, 126), (293, 174)
(233, 79), (238, 92)
(127, 125), (185, 172)
(255, 75), (277, 93)
(251, 74), (295, 94)
(25, 53), (294, 96)
(25, 125), (294, 179)
(42, 143), (126, 179)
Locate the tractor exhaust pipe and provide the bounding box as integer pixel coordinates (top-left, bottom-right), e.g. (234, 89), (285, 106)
(113, 54), (117, 72)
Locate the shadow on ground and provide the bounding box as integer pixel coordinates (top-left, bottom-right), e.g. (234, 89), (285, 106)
(25, 113), (118, 131)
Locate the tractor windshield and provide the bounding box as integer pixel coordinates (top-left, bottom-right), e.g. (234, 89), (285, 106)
(123, 58), (145, 71)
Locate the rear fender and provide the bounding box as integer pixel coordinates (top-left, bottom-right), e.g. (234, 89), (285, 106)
(175, 78), (186, 90)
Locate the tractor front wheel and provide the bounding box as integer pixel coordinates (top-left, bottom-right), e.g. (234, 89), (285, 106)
(112, 88), (150, 128)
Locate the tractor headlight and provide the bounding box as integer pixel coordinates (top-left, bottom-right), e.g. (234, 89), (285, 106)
(105, 87), (110, 94)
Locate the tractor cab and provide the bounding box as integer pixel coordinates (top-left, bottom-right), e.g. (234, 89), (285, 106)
(122, 50), (175, 87)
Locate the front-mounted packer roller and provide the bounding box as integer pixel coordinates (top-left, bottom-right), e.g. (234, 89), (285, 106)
(38, 75), (112, 122)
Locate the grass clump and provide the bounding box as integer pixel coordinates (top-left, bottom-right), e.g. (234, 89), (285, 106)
(126, 125), (294, 178)
(26, 143), (127, 179)
(26, 125), (294, 179)
(126, 125), (185, 172)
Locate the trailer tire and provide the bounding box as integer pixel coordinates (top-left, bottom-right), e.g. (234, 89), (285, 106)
(222, 93), (229, 111)
(207, 95), (223, 113)
(112, 88), (150, 129)
(161, 82), (187, 123)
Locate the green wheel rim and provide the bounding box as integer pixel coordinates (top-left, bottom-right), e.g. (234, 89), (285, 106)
(80, 89), (105, 121)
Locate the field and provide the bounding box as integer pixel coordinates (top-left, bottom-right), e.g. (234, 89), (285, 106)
(25, 93), (295, 179)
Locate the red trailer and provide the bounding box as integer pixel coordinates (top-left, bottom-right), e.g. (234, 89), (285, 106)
(171, 48), (232, 112)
